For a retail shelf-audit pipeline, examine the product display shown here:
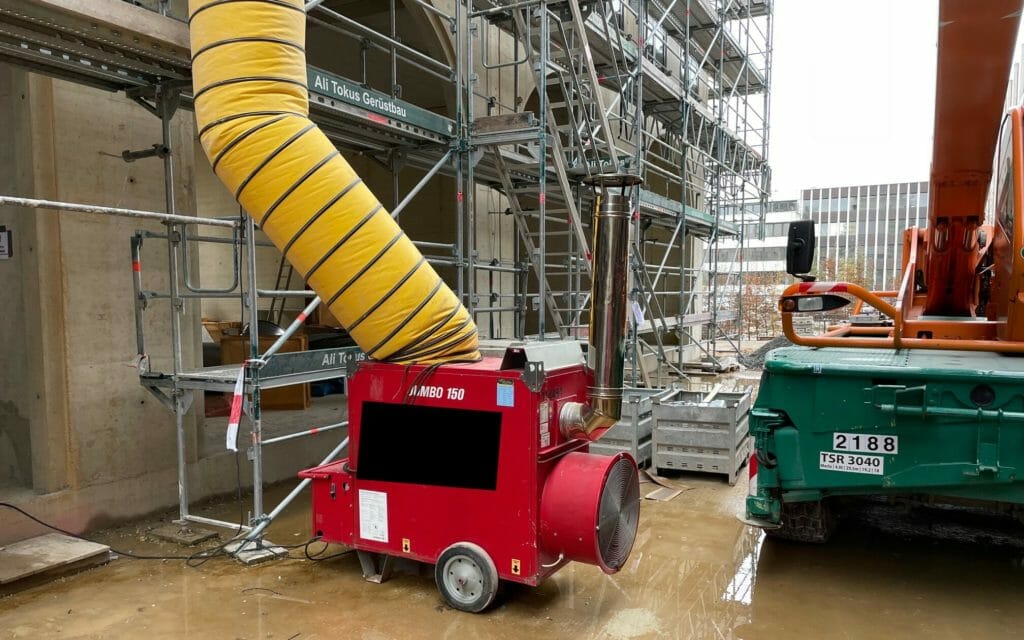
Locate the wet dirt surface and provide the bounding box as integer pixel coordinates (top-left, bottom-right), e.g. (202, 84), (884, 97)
(3, 479), (1024, 639)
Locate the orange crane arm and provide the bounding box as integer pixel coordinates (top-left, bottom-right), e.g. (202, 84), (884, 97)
(925, 0), (1022, 315)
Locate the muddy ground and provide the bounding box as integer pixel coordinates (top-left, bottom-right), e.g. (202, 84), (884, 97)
(3, 473), (1024, 639)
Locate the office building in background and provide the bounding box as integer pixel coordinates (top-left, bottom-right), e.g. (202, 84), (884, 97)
(717, 182), (930, 291)
(716, 199), (800, 276)
(803, 181), (929, 290)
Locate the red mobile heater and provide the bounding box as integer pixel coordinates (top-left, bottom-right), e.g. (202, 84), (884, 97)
(301, 175), (642, 612)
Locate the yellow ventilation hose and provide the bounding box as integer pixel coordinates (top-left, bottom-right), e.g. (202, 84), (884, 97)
(188, 0), (479, 364)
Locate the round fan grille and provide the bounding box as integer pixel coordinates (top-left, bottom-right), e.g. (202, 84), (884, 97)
(596, 456), (641, 570)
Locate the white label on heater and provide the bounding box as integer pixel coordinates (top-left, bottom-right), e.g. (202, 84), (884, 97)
(358, 489), (389, 543)
(539, 400), (551, 448)
(497, 380), (515, 407)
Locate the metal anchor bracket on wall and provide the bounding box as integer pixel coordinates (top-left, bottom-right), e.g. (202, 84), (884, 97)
(121, 143), (169, 163)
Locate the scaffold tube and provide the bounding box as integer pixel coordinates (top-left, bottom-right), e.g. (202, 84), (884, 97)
(188, 0), (478, 364)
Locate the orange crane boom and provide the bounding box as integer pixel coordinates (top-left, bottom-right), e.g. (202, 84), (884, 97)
(778, 0), (1024, 353)
(925, 0), (1021, 316)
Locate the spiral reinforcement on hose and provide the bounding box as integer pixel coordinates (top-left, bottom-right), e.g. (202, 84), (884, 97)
(188, 0), (479, 364)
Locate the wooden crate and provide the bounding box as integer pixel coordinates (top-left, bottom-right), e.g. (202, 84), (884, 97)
(220, 334), (311, 410)
(202, 319), (242, 344)
(311, 304), (344, 328)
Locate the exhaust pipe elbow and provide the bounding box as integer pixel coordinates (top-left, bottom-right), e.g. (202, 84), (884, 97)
(559, 394), (623, 441)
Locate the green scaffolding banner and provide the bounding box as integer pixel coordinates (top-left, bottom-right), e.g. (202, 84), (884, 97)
(307, 67), (454, 137)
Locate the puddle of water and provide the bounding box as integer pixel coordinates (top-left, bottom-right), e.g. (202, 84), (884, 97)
(603, 608), (663, 638)
(2, 481), (1023, 639)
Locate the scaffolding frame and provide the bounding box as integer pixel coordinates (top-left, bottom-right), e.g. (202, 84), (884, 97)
(464, 0), (771, 377)
(0, 0), (771, 548)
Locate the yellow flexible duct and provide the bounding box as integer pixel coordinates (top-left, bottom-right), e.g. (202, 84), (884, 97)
(188, 0), (479, 364)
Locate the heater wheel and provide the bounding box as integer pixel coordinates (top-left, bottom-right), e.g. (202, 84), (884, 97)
(435, 542), (499, 613)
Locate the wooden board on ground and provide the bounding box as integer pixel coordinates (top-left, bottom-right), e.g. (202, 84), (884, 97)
(644, 486), (684, 502)
(0, 533), (110, 595)
(640, 469), (691, 492)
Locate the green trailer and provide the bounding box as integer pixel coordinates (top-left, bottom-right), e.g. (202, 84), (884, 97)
(745, 347), (1024, 542)
(742, 1), (1024, 543)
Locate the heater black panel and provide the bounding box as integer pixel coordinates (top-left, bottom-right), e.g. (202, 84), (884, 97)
(357, 401), (502, 490)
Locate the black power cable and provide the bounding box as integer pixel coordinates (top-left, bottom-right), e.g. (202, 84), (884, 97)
(0, 502), (349, 564)
(301, 538), (354, 562)
(0, 502), (195, 561)
(3, 425), (354, 565)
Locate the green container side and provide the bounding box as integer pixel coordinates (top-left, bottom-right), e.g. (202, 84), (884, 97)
(747, 346), (1024, 522)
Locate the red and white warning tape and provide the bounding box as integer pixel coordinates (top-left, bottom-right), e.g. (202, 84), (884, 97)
(796, 281), (848, 293)
(226, 363), (247, 452)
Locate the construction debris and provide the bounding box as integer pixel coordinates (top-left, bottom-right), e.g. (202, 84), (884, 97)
(738, 336), (792, 369)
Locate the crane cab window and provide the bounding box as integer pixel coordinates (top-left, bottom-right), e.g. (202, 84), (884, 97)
(996, 113), (1015, 232)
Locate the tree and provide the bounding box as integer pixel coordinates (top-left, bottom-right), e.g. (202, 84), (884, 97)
(738, 270), (786, 339)
(817, 254), (879, 322)
(820, 255), (874, 289)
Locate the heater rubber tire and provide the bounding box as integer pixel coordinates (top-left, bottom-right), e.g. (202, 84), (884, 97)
(435, 542), (499, 613)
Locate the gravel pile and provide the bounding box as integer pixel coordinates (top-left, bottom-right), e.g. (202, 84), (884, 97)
(739, 335), (792, 369)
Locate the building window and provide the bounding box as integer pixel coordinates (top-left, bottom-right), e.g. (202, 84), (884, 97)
(610, 0), (625, 29)
(646, 19), (667, 69)
(997, 113), (1015, 235)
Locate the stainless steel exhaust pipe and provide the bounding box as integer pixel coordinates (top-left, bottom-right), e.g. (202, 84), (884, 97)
(561, 173), (643, 441)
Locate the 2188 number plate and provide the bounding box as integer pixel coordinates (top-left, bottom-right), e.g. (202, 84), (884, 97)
(833, 432), (898, 454)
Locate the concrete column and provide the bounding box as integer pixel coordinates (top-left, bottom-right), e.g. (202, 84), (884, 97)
(0, 69), (76, 496)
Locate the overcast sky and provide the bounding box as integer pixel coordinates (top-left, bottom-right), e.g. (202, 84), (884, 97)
(769, 0), (939, 198)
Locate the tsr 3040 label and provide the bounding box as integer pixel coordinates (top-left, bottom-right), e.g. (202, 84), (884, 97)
(819, 451), (884, 475)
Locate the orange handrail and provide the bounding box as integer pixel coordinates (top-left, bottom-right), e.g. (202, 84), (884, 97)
(778, 224), (1020, 352)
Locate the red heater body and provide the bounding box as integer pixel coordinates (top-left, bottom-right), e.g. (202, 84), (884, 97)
(300, 345), (640, 610)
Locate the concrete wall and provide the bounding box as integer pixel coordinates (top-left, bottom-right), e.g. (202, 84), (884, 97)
(0, 67), (337, 544)
(0, 66), (36, 491)
(192, 139), (287, 324)
(465, 6), (530, 339)
(46, 77), (201, 489)
(0, 67), (193, 539)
